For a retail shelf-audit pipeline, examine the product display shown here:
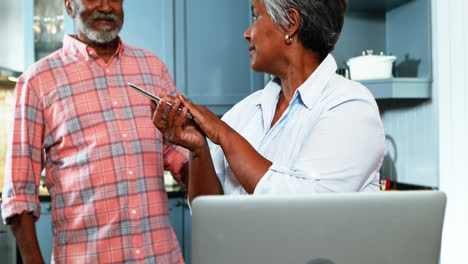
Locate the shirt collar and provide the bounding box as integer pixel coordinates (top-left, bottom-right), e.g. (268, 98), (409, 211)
(256, 53), (338, 110)
(296, 54), (337, 109)
(63, 34), (125, 61)
(258, 76), (281, 108)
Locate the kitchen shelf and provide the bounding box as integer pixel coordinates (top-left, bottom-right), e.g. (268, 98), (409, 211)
(348, 0), (412, 13)
(359, 78), (431, 99)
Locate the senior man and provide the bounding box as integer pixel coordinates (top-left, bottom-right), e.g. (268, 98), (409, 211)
(1, 0), (188, 263)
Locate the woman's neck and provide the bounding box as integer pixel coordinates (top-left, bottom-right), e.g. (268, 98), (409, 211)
(277, 48), (321, 102)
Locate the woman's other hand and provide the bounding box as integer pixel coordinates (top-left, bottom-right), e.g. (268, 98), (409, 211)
(177, 93), (230, 145)
(150, 96), (206, 152)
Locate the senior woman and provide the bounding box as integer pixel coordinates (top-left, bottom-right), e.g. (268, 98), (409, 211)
(152, 0), (385, 203)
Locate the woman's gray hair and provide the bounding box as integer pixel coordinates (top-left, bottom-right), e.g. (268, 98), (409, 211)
(263, 0), (348, 61)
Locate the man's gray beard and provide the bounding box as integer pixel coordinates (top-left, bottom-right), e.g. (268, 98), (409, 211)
(75, 14), (122, 44)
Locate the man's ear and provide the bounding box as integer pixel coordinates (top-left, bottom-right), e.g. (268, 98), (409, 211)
(286, 8), (300, 39)
(64, 0), (76, 18)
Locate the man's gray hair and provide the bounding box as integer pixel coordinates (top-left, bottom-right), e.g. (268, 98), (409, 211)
(262, 0), (348, 61)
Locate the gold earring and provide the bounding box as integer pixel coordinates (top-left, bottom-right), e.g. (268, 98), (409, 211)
(285, 34), (293, 44)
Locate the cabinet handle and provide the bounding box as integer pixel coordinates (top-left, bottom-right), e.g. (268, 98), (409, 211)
(46, 205), (52, 211)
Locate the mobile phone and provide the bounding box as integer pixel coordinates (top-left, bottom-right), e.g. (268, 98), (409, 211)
(128, 82), (193, 119)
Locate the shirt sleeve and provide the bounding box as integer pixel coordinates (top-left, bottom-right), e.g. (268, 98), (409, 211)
(208, 140), (226, 190)
(1, 76), (44, 224)
(163, 142), (189, 189)
(254, 98), (385, 195)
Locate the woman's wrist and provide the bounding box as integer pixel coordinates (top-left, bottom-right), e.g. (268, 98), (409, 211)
(217, 121), (235, 149)
(190, 141), (210, 159)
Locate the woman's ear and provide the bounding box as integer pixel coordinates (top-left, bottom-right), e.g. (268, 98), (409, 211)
(286, 8), (300, 39)
(64, 0), (76, 18)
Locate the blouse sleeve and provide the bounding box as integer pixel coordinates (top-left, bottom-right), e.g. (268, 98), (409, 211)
(254, 98), (385, 194)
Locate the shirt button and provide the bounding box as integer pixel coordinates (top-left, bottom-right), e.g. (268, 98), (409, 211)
(85, 57), (89, 61)
(132, 210), (137, 215)
(113, 101), (118, 105)
(129, 170), (133, 175)
(122, 134), (127, 138)
(106, 69), (110, 73)
(135, 250), (141, 255)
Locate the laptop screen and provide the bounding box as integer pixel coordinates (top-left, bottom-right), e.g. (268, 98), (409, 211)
(191, 191), (446, 264)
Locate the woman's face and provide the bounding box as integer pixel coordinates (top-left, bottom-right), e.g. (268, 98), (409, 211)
(244, 0), (285, 74)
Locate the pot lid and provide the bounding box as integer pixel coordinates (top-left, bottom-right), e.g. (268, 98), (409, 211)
(347, 50), (396, 65)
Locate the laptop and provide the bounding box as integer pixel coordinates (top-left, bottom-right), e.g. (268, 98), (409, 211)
(191, 191), (446, 264)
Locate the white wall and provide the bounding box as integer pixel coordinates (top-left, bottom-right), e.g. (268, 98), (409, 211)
(0, 0), (25, 71)
(432, 0), (468, 262)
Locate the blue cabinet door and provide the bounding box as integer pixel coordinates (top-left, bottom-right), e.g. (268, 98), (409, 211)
(175, 0), (264, 115)
(168, 198), (184, 250)
(119, 1), (175, 76)
(66, 0), (262, 116)
(0, 209), (17, 264)
(168, 197), (192, 264)
(183, 202), (192, 264)
(36, 202), (53, 264)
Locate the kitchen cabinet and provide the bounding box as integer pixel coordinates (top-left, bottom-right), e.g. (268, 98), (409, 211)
(119, 1), (176, 77)
(169, 197), (192, 264)
(168, 197), (184, 251)
(183, 204), (192, 264)
(66, 0), (264, 116)
(334, 0), (432, 99)
(6, 0), (263, 116)
(174, 0), (264, 115)
(33, 198), (191, 263)
(333, 0), (437, 188)
(36, 201), (53, 264)
(348, 0), (418, 12)
(0, 208), (17, 264)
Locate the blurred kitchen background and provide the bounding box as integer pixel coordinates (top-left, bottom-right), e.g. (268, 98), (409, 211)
(0, 0), (467, 263)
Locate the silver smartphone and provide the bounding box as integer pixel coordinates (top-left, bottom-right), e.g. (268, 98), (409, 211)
(128, 82), (193, 119)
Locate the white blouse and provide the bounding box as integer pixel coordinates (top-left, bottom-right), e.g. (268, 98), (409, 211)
(210, 54), (385, 195)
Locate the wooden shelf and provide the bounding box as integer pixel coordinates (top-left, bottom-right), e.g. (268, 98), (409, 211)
(359, 78), (431, 99)
(348, 0), (411, 13)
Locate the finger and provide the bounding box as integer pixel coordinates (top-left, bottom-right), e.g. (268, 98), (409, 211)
(177, 93), (191, 108)
(152, 109), (158, 123)
(150, 100), (156, 118)
(173, 106), (188, 137)
(165, 98), (181, 136)
(161, 94), (177, 101)
(177, 93), (202, 120)
(153, 99), (167, 128)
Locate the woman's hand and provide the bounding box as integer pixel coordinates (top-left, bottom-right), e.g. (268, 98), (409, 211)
(151, 95), (206, 152)
(176, 93), (230, 145)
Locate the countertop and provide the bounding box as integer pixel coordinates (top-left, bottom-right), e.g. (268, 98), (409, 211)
(1, 187), (187, 204)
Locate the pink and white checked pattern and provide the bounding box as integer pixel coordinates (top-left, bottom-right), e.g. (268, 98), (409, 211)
(2, 35), (188, 263)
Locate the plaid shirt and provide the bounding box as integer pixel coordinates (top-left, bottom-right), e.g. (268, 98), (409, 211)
(1, 35), (188, 263)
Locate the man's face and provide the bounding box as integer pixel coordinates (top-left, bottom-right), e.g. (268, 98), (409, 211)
(68, 0), (124, 44)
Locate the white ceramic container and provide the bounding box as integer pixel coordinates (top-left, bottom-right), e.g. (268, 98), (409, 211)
(346, 51), (397, 81)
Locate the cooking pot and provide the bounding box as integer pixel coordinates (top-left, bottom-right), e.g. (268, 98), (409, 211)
(346, 50), (396, 80)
